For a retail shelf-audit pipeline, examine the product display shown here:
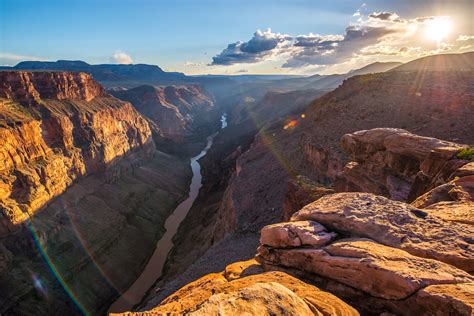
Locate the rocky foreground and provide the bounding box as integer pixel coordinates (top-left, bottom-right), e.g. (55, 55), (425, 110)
(125, 129), (473, 315)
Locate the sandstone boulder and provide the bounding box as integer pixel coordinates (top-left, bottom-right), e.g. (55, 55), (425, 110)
(410, 283), (474, 316)
(257, 238), (473, 300)
(188, 282), (313, 315)
(341, 128), (465, 162)
(117, 260), (359, 315)
(260, 220), (337, 248)
(412, 175), (474, 208)
(291, 192), (474, 271)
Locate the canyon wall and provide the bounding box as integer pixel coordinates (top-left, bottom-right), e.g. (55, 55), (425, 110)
(110, 84), (220, 156)
(0, 71), (192, 314)
(0, 71), (156, 236)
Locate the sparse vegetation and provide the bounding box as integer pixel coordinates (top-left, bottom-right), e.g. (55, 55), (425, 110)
(456, 146), (474, 160)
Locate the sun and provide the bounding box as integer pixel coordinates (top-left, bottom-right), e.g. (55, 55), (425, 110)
(424, 18), (452, 42)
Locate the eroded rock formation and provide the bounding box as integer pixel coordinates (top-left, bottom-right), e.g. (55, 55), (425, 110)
(115, 259), (358, 316)
(110, 84), (215, 142)
(0, 71), (155, 235)
(335, 128), (470, 202)
(0, 71), (193, 315)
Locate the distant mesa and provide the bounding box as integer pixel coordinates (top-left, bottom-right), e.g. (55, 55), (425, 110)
(0, 60), (234, 88)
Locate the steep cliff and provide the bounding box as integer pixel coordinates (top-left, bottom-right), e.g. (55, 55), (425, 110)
(0, 71), (156, 236)
(0, 71), (193, 315)
(110, 84), (215, 141)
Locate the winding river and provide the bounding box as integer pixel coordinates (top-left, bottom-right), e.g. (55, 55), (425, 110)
(108, 114), (227, 314)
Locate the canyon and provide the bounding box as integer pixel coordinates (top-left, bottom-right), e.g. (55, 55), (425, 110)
(0, 51), (473, 315)
(0, 71), (210, 314)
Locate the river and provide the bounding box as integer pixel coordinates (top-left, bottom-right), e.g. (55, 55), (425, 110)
(108, 113), (227, 314)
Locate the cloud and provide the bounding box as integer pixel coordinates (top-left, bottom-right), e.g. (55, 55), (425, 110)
(0, 52), (48, 66)
(211, 29), (291, 65)
(111, 51), (133, 64)
(212, 10), (469, 72)
(457, 35), (474, 41)
(284, 25), (397, 67)
(183, 61), (205, 67)
(368, 12), (400, 22)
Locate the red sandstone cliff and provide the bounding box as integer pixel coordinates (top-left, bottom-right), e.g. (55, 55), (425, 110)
(0, 71), (155, 235)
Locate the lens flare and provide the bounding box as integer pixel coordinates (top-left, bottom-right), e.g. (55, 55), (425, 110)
(28, 220), (90, 315)
(283, 120), (298, 130)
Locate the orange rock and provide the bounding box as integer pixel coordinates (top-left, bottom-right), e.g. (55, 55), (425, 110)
(0, 71), (155, 235)
(257, 238), (473, 300)
(292, 192), (474, 271)
(115, 260), (359, 315)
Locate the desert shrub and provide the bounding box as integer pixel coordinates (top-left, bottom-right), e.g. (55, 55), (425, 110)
(456, 146), (474, 160)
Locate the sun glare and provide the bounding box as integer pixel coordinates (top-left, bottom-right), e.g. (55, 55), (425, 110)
(424, 18), (452, 42)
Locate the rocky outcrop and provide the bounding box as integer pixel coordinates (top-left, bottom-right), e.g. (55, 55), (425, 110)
(256, 192), (474, 315)
(251, 129), (474, 315)
(335, 128), (470, 201)
(0, 71), (155, 236)
(115, 259), (358, 315)
(291, 192), (473, 271)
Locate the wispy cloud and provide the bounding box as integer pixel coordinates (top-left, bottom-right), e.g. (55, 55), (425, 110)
(110, 51), (133, 64)
(0, 52), (48, 66)
(183, 61), (205, 67)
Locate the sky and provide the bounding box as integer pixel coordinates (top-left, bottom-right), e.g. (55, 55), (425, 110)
(0, 0), (473, 75)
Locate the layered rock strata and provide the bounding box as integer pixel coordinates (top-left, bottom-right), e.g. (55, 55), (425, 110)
(0, 71), (155, 235)
(335, 128), (470, 202)
(256, 193), (474, 315)
(0, 71), (193, 314)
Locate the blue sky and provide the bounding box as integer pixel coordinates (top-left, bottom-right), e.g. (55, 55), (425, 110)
(1, 0), (472, 74)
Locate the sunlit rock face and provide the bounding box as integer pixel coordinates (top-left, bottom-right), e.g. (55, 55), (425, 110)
(0, 71), (105, 104)
(0, 71), (155, 235)
(113, 259), (358, 316)
(0, 71), (195, 315)
(256, 192), (474, 315)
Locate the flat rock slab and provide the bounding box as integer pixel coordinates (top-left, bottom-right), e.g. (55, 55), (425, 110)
(292, 192), (474, 271)
(412, 283), (474, 316)
(257, 239), (473, 300)
(260, 220), (337, 248)
(424, 201), (474, 225)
